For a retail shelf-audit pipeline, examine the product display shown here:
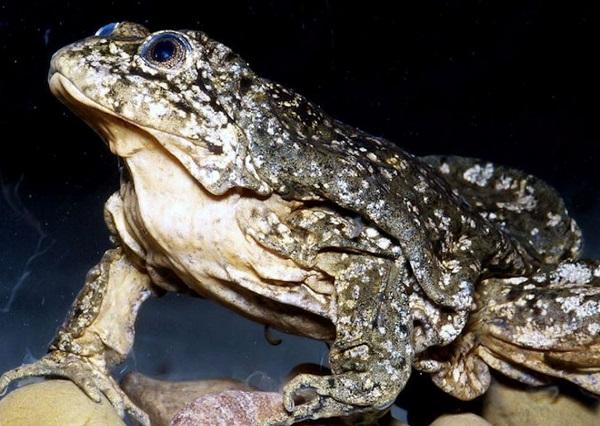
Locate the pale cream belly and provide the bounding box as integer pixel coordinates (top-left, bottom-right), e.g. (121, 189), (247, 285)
(104, 147), (336, 340)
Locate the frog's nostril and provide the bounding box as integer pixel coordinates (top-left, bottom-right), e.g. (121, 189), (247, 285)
(95, 22), (120, 37)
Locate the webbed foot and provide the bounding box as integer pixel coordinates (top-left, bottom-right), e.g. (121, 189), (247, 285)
(0, 351), (149, 426)
(263, 372), (396, 425)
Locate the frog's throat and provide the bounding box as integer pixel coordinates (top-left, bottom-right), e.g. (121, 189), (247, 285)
(49, 72), (168, 158)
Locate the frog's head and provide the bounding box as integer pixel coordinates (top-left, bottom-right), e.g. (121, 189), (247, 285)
(49, 22), (271, 195)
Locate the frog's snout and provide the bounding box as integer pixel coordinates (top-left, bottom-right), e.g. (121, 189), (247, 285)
(48, 46), (67, 83)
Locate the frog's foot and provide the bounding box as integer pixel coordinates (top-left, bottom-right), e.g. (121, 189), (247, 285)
(0, 351), (150, 426)
(275, 372), (396, 425)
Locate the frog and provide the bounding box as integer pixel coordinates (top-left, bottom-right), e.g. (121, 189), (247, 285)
(0, 22), (593, 425)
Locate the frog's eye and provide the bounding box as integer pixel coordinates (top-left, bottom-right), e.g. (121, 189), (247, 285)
(95, 22), (120, 37)
(140, 32), (190, 70)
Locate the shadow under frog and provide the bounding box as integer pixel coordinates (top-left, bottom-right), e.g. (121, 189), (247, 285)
(1, 22), (599, 425)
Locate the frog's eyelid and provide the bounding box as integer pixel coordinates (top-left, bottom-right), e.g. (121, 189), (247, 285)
(140, 31), (192, 51)
(95, 22), (120, 38)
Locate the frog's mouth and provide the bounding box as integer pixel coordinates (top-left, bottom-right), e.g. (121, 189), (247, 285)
(49, 71), (263, 196)
(49, 72), (156, 157)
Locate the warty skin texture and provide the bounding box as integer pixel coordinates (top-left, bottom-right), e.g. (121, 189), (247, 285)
(0, 22), (598, 425)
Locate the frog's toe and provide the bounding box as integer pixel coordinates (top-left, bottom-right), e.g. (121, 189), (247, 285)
(98, 374), (149, 426)
(126, 402), (150, 426)
(286, 395), (325, 422)
(282, 373), (328, 413)
(60, 358), (149, 425)
(0, 354), (70, 397)
(282, 373), (378, 423)
(0, 352), (150, 426)
(282, 373), (352, 422)
(118, 392), (150, 426)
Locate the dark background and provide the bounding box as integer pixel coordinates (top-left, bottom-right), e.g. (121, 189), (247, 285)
(1, 1), (600, 424)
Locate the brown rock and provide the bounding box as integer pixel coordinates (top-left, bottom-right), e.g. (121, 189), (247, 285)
(170, 390), (288, 426)
(169, 390), (358, 426)
(389, 418), (410, 426)
(121, 372), (251, 425)
(0, 379), (124, 426)
(429, 413), (491, 426)
(482, 378), (600, 426)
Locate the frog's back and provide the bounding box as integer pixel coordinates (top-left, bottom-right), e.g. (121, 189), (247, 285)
(241, 81), (536, 310)
(423, 155), (582, 265)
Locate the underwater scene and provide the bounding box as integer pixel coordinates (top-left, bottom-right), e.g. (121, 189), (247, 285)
(2, 2), (600, 425)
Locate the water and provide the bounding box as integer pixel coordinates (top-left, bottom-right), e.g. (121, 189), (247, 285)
(1, 2), (600, 425)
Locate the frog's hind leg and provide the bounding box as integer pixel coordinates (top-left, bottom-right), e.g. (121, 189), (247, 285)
(272, 256), (413, 425)
(418, 259), (600, 400)
(478, 337), (600, 396)
(545, 346), (600, 368)
(423, 155), (582, 265)
(466, 260), (600, 397)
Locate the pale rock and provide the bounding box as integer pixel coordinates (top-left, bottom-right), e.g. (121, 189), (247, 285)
(0, 380), (124, 426)
(483, 379), (600, 426)
(429, 413), (491, 426)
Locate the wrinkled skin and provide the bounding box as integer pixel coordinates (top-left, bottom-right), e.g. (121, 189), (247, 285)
(0, 22), (598, 425)
(416, 259), (600, 400)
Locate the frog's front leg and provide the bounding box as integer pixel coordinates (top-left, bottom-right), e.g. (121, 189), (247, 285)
(278, 256), (412, 425)
(0, 247), (153, 425)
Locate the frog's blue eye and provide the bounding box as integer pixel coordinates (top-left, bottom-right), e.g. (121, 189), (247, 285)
(141, 32), (190, 70)
(151, 39), (177, 62)
(95, 22), (119, 37)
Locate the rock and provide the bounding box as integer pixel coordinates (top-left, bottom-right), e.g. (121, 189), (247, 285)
(482, 378), (600, 426)
(390, 417), (410, 426)
(429, 413), (491, 426)
(169, 389), (368, 425)
(170, 390), (288, 426)
(0, 379), (124, 426)
(121, 372), (251, 425)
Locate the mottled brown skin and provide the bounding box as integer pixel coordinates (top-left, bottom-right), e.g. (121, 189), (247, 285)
(0, 22), (596, 425)
(416, 260), (600, 400)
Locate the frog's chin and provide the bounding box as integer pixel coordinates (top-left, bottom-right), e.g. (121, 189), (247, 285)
(49, 72), (160, 158)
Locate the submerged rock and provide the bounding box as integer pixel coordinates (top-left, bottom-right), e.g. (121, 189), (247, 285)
(0, 379), (124, 426)
(121, 372), (251, 425)
(482, 379), (600, 426)
(170, 389), (403, 425)
(170, 390), (288, 426)
(429, 413), (491, 426)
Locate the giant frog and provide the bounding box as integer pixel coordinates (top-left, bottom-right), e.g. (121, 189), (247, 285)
(1, 22), (599, 425)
